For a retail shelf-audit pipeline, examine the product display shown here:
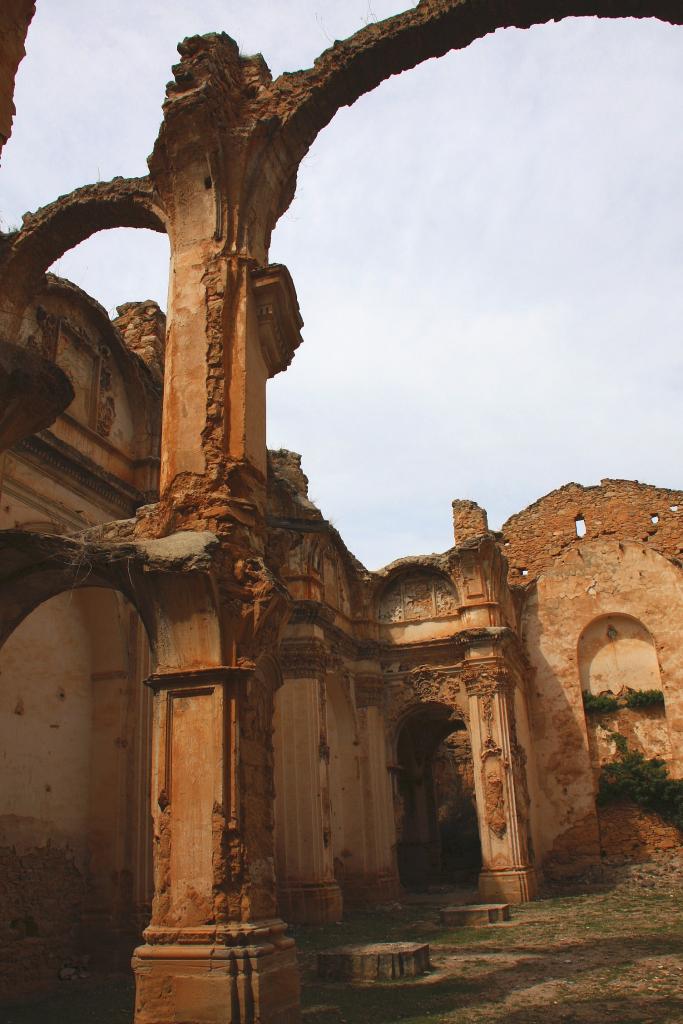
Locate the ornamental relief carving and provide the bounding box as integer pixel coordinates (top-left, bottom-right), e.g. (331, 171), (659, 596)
(279, 638), (328, 679)
(463, 665), (514, 697)
(408, 666), (464, 709)
(386, 667), (468, 730)
(379, 572), (458, 623)
(484, 758), (507, 839)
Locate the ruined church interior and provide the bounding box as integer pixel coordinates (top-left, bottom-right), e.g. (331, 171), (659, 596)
(1, 2), (683, 1022)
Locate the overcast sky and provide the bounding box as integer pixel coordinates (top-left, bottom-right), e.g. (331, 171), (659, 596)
(2, 3), (682, 569)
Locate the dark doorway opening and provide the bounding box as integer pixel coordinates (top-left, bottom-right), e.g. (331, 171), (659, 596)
(395, 703), (481, 890)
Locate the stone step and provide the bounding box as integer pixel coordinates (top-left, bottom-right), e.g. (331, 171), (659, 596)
(439, 902), (511, 926)
(317, 942), (430, 982)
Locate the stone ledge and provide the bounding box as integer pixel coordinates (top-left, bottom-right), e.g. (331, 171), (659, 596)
(317, 942), (430, 982)
(440, 903), (510, 926)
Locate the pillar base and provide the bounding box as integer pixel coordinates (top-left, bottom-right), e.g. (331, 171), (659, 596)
(132, 920), (300, 1024)
(478, 867), (537, 904)
(342, 872), (402, 909)
(277, 881), (343, 925)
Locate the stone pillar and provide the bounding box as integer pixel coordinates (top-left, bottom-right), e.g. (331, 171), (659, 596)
(132, 666), (300, 1024)
(274, 635), (342, 924)
(465, 670), (537, 904)
(452, 499), (489, 546)
(347, 676), (401, 905)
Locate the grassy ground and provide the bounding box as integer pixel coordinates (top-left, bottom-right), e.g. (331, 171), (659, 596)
(2, 879), (682, 1024)
(297, 884), (683, 1023)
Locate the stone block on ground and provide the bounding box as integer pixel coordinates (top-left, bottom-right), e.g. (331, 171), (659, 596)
(301, 1006), (346, 1023)
(439, 903), (510, 926)
(317, 942), (430, 982)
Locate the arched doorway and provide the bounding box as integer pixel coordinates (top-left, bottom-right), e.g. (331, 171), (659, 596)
(394, 702), (481, 890)
(0, 585), (153, 1000)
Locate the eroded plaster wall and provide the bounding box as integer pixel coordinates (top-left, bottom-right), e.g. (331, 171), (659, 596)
(522, 539), (683, 877)
(0, 588), (152, 997)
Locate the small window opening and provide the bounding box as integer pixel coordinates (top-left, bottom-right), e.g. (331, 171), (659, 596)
(520, 568), (529, 577)
(575, 516), (586, 538)
(651, 513), (659, 525)
(204, 175), (212, 189)
(670, 505), (679, 513)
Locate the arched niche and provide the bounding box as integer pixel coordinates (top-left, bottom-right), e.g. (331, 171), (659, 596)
(578, 613), (662, 697)
(0, 585), (153, 998)
(378, 569), (458, 624)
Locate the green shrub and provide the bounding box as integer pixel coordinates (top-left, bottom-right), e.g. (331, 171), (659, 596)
(598, 733), (683, 831)
(624, 689), (665, 710)
(582, 691), (619, 714)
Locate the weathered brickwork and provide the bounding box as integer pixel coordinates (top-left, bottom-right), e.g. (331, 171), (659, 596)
(113, 301), (166, 384)
(598, 803), (682, 860)
(0, 844), (85, 1000)
(502, 480), (683, 585)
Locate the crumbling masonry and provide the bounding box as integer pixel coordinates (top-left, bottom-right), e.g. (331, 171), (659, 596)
(1, 2), (683, 1021)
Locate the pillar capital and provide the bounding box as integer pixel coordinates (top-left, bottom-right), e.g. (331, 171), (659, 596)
(463, 664), (514, 698)
(279, 637), (328, 679)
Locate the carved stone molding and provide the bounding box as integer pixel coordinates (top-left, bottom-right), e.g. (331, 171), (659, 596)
(407, 665), (463, 708)
(483, 758), (507, 839)
(463, 664), (514, 698)
(251, 264), (304, 378)
(279, 637), (328, 679)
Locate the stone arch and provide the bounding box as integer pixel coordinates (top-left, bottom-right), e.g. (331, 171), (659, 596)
(578, 612), (662, 697)
(259, 2), (683, 230)
(2, 176), (167, 298)
(0, 530), (223, 674)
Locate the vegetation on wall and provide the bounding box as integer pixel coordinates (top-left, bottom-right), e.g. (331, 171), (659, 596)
(583, 692), (620, 713)
(582, 689), (665, 714)
(598, 733), (683, 831)
(624, 689), (665, 710)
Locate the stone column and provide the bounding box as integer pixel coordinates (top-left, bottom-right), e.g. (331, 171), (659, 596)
(132, 666), (300, 1024)
(274, 634), (342, 924)
(347, 675), (401, 905)
(465, 669), (537, 903)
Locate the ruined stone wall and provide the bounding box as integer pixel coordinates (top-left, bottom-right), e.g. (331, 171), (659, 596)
(0, 844), (85, 1001)
(502, 480), (683, 584)
(522, 539), (683, 879)
(586, 706), (671, 780)
(0, 0), (35, 160)
(113, 301), (166, 385)
(598, 802), (682, 860)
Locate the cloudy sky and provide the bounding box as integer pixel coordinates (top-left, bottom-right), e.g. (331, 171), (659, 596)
(2, 3), (682, 568)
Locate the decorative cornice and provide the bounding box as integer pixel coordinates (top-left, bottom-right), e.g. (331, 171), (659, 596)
(145, 666), (251, 692)
(251, 264), (303, 378)
(279, 637), (328, 679)
(15, 430), (146, 514)
(463, 665), (514, 697)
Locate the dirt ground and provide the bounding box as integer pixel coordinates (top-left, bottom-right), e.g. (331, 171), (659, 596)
(2, 855), (682, 1024)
